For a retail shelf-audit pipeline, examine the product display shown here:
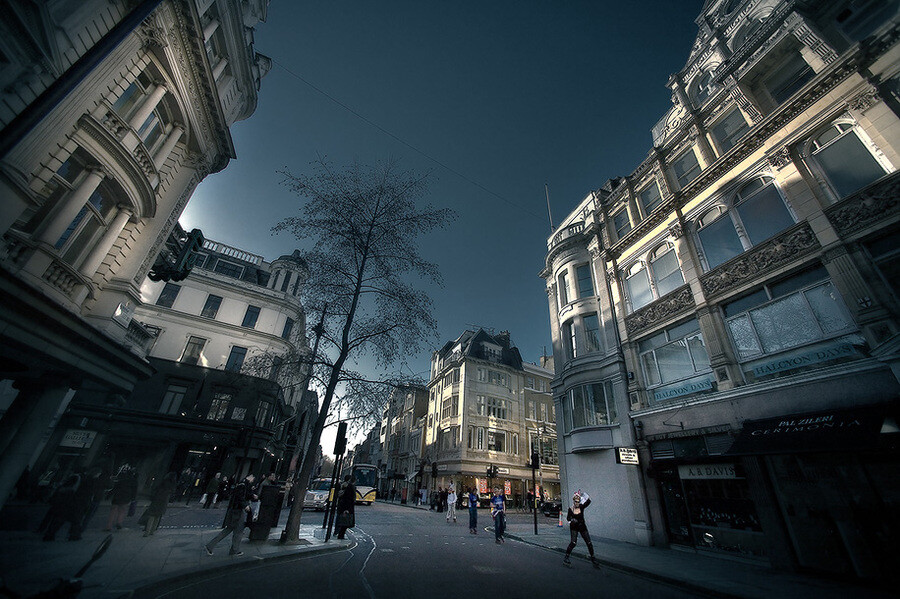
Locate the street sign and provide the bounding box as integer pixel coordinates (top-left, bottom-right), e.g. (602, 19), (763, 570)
(59, 429), (96, 448)
(615, 446), (640, 465)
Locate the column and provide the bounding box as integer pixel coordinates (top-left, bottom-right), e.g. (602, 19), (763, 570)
(128, 82), (166, 131)
(152, 123), (184, 169)
(38, 168), (105, 245)
(212, 58), (228, 80)
(203, 19), (220, 41)
(79, 206), (132, 276)
(0, 381), (72, 511)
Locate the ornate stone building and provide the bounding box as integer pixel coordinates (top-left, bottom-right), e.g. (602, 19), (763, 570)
(542, 0), (900, 580)
(379, 384), (427, 500)
(0, 0), (271, 506)
(424, 329), (559, 506)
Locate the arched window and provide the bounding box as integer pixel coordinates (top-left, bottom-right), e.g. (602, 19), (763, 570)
(808, 121), (889, 199)
(692, 71), (716, 106)
(696, 178), (795, 269)
(649, 244), (685, 296)
(625, 261), (653, 311)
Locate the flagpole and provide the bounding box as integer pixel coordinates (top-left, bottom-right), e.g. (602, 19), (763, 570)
(545, 183), (554, 233)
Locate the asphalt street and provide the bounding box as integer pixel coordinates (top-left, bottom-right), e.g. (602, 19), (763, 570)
(134, 502), (698, 599)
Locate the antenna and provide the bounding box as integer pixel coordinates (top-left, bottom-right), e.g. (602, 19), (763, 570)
(545, 183), (554, 233)
(465, 323), (497, 336)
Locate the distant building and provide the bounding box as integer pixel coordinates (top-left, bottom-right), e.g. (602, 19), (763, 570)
(425, 329), (558, 506)
(380, 385), (427, 501)
(0, 0), (271, 505)
(35, 234), (315, 494)
(542, 0), (900, 582)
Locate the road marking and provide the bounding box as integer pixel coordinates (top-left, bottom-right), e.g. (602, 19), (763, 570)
(379, 549), (394, 553)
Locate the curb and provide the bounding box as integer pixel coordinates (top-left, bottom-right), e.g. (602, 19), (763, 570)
(500, 530), (744, 599)
(128, 540), (352, 598)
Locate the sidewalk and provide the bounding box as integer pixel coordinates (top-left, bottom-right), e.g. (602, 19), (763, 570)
(0, 503), (348, 599)
(383, 500), (892, 599)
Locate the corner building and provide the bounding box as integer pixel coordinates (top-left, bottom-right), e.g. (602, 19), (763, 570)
(0, 0), (270, 506)
(542, 0), (900, 581)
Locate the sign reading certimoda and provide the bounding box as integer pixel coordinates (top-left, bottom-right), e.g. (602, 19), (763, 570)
(615, 447), (640, 465)
(60, 429), (96, 448)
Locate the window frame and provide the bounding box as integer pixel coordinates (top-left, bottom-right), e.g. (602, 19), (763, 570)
(638, 181), (663, 216)
(805, 120), (891, 201)
(224, 346), (248, 372)
(156, 282), (181, 308)
(638, 319), (711, 390)
(201, 294), (222, 319)
(241, 305), (261, 328)
(180, 335), (207, 365)
(671, 148), (702, 189)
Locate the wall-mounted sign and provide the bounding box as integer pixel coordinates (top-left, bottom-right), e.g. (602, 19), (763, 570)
(615, 447), (640, 465)
(497, 467), (510, 475)
(59, 429), (96, 448)
(746, 340), (860, 378)
(437, 464), (448, 471)
(652, 374), (714, 403)
(678, 463), (740, 480)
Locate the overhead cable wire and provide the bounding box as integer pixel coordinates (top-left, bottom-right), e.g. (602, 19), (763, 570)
(271, 58), (545, 221)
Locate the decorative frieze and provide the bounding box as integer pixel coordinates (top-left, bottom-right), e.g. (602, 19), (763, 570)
(847, 86), (881, 112)
(624, 285), (695, 337)
(766, 147), (792, 170)
(825, 172), (900, 238)
(699, 222), (820, 298)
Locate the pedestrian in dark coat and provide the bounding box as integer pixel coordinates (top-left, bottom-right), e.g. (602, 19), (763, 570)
(70, 468), (102, 539)
(563, 490), (598, 567)
(105, 465), (137, 531)
(205, 474), (254, 556)
(215, 476), (230, 507)
(144, 472), (177, 536)
(334, 475), (356, 540)
(42, 472), (81, 541)
(203, 473), (220, 509)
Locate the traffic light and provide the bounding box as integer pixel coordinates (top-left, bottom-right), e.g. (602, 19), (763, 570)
(431, 462), (438, 478)
(531, 451), (540, 469)
(486, 464), (498, 478)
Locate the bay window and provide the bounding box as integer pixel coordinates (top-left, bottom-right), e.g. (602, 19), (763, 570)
(583, 313), (602, 353)
(564, 381), (617, 432)
(639, 319), (711, 388)
(575, 264), (594, 297)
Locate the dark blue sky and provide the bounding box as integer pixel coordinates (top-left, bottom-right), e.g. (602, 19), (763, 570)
(181, 1), (704, 381)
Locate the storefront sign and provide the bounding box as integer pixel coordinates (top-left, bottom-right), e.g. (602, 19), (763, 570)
(678, 463), (740, 480)
(497, 467), (509, 475)
(59, 429), (96, 448)
(615, 447), (640, 465)
(652, 374), (714, 403)
(437, 464), (448, 471)
(747, 341), (859, 378)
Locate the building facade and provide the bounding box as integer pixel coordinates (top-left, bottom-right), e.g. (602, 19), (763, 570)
(0, 0), (270, 505)
(425, 329), (559, 506)
(34, 234), (315, 495)
(543, 0), (900, 581)
(379, 384), (427, 501)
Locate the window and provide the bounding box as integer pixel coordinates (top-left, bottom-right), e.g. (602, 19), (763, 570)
(651, 245), (684, 297)
(231, 407), (247, 421)
(639, 319), (711, 387)
(865, 231), (900, 302)
(225, 346), (247, 372)
(214, 260), (244, 279)
(638, 182), (663, 215)
(565, 381), (618, 432)
(724, 269), (856, 361)
(201, 294), (222, 318)
(207, 391), (231, 421)
(156, 283), (180, 308)
(487, 430), (505, 452)
(159, 383), (188, 415)
(528, 400), (537, 420)
(763, 53), (814, 105)
(180, 336), (206, 365)
(558, 272), (570, 305)
(282, 317), (295, 340)
(696, 178), (795, 269)
(809, 121), (889, 199)
(441, 395), (459, 419)
(625, 262), (654, 311)
(241, 305), (261, 328)
(255, 401), (272, 426)
(711, 109), (750, 154)
(563, 320), (578, 359)
(692, 71), (716, 106)
(613, 209), (632, 239)
(575, 264), (594, 297)
(55, 183), (116, 260)
(477, 395), (508, 419)
(526, 376), (536, 389)
(530, 433), (559, 465)
(583, 313), (602, 352)
(112, 80), (141, 119)
(487, 370), (508, 387)
(671, 149), (701, 189)
(280, 272), (291, 292)
(477, 427), (485, 449)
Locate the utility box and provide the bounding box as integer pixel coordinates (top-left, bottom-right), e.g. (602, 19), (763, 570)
(249, 484), (285, 541)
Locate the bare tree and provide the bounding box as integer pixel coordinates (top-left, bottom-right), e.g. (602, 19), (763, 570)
(274, 159), (454, 542)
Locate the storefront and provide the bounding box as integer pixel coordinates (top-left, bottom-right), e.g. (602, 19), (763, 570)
(726, 404), (900, 581)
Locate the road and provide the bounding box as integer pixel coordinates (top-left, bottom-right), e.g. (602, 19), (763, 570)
(136, 502), (698, 599)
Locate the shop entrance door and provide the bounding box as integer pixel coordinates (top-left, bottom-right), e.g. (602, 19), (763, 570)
(656, 466), (692, 546)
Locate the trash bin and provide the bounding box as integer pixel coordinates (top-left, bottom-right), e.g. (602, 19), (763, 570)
(249, 484), (285, 541)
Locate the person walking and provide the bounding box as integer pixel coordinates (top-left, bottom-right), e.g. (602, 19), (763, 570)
(105, 465), (137, 531)
(202, 473), (220, 509)
(563, 490), (599, 568)
(215, 475), (230, 507)
(440, 486), (448, 513)
(446, 485), (457, 523)
(144, 472), (177, 536)
(467, 487), (479, 534)
(205, 473), (254, 556)
(490, 487), (506, 544)
(41, 472), (81, 541)
(334, 475), (356, 540)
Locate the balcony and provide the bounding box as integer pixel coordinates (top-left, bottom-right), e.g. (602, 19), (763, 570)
(548, 222), (584, 251)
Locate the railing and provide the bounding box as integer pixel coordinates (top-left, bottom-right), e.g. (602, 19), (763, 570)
(203, 239), (264, 265)
(548, 222), (584, 250)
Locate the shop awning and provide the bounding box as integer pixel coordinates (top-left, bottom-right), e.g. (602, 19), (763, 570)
(725, 405), (897, 456)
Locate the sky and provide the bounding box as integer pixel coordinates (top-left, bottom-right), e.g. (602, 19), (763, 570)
(180, 1), (704, 450)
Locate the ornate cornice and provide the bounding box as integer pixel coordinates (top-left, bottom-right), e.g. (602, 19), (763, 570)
(624, 285), (695, 337)
(699, 221), (820, 299)
(824, 172), (900, 239)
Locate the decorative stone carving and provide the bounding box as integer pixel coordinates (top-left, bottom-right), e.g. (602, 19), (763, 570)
(101, 109), (130, 139)
(848, 86), (881, 112)
(625, 285), (695, 336)
(825, 172), (900, 237)
(138, 15), (168, 49)
(766, 147), (792, 170)
(792, 21), (839, 65)
(668, 222), (683, 239)
(700, 222), (820, 298)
